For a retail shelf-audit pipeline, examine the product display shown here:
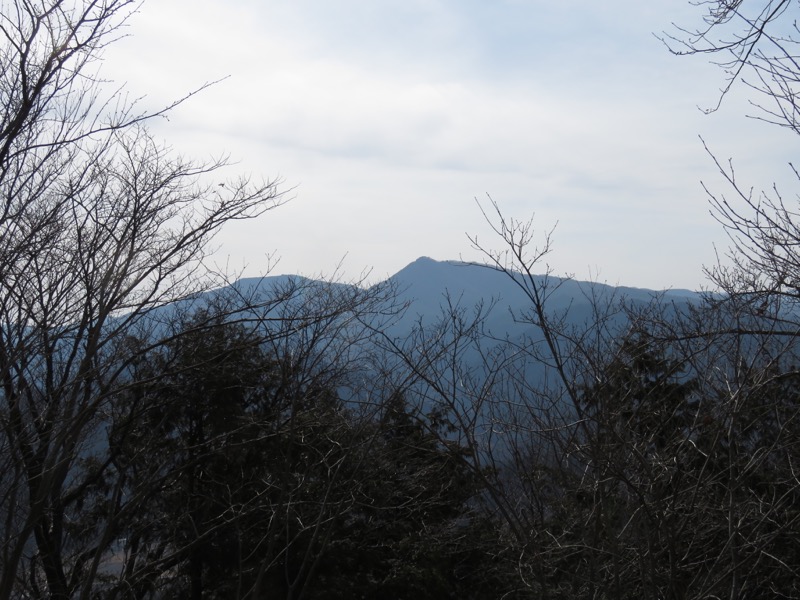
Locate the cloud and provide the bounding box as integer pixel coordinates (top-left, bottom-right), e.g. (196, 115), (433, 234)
(97, 0), (795, 290)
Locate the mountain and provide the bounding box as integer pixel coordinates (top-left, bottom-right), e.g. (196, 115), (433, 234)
(145, 257), (702, 356)
(383, 256), (700, 340)
(155, 257), (703, 400)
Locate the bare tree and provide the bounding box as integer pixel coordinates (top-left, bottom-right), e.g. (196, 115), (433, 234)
(380, 192), (800, 598)
(374, 3), (800, 596)
(662, 0), (798, 122)
(0, 2), (289, 598)
(660, 2), (800, 302)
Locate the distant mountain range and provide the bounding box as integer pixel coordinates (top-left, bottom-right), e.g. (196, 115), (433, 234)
(211, 256), (702, 348)
(140, 257), (707, 443)
(385, 256), (699, 334)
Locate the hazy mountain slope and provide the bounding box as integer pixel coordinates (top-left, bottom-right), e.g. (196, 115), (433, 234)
(384, 256), (700, 340)
(142, 257), (701, 349)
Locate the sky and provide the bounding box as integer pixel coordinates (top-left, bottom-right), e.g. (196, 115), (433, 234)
(101, 0), (797, 290)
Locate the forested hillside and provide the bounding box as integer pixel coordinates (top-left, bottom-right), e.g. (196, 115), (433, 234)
(1, 1), (800, 599)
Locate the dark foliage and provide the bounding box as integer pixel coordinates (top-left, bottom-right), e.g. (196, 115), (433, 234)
(102, 315), (516, 599)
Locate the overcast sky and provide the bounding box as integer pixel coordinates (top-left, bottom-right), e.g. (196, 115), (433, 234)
(102, 0), (795, 290)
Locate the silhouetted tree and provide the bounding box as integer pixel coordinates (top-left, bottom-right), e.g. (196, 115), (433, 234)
(0, 2), (284, 597)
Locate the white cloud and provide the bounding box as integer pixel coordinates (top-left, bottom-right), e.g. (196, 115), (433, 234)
(98, 0), (794, 290)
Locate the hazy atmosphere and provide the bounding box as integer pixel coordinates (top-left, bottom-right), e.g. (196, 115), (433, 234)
(104, 1), (793, 289)
(5, 2), (800, 597)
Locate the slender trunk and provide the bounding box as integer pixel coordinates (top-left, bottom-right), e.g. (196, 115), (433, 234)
(34, 521), (70, 600)
(190, 549), (203, 600)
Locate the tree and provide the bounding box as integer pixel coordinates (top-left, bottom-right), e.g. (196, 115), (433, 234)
(306, 392), (513, 600)
(107, 312), (342, 599)
(663, 0), (796, 124)
(662, 8), (800, 593)
(664, 1), (800, 304)
(380, 192), (800, 598)
(109, 312), (273, 599)
(101, 302), (505, 600)
(0, 2), (286, 597)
